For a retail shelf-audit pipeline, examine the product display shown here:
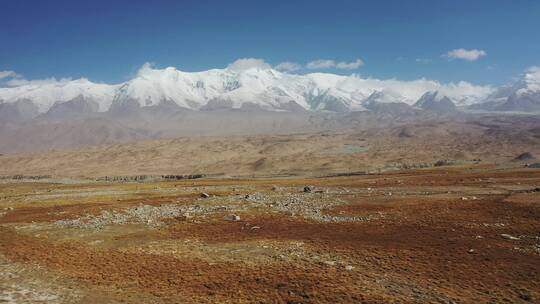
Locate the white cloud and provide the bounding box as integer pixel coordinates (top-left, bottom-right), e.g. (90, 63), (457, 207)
(526, 65), (540, 75)
(444, 48), (487, 61)
(227, 58), (271, 71)
(4, 77), (72, 87)
(0, 70), (20, 80)
(0, 69), (73, 88)
(523, 66), (540, 91)
(438, 80), (494, 103)
(137, 62), (156, 77)
(306, 59), (336, 69)
(306, 58), (364, 70)
(336, 59), (364, 69)
(415, 58), (432, 64)
(274, 61), (302, 72)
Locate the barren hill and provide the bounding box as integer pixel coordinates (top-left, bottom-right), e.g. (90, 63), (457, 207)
(1, 114), (539, 178)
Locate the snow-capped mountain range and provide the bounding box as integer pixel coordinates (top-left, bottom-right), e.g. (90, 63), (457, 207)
(470, 66), (540, 112)
(1, 62), (539, 115)
(0, 78), (119, 113)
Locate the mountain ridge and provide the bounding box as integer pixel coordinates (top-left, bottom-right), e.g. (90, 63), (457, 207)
(1, 63), (512, 115)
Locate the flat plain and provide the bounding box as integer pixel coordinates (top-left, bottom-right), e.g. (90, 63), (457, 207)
(1, 165), (539, 303)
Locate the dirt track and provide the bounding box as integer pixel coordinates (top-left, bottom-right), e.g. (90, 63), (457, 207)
(1, 166), (539, 303)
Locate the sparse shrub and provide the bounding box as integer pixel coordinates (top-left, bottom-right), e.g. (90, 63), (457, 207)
(434, 160), (453, 167)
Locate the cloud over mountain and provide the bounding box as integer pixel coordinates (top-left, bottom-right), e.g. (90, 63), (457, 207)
(335, 59), (364, 69)
(306, 58), (364, 70)
(0, 68), (75, 88)
(227, 58), (272, 71)
(274, 62), (302, 72)
(0, 70), (20, 80)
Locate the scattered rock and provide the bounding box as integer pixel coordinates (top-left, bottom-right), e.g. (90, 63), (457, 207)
(323, 261), (336, 266)
(224, 214), (241, 221)
(56, 203), (230, 229)
(246, 191), (383, 223)
(214, 206), (227, 211)
(344, 265), (354, 271)
(501, 234), (520, 240)
(525, 187), (540, 193)
(200, 192), (210, 198)
(467, 249), (476, 254)
(303, 186), (312, 193)
(461, 197), (468, 201)
(176, 213), (193, 221)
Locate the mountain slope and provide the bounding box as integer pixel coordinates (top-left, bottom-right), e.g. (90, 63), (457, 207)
(414, 91), (457, 113)
(362, 91), (416, 115)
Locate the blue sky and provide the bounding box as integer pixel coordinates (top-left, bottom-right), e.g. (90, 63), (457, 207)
(1, 0), (539, 85)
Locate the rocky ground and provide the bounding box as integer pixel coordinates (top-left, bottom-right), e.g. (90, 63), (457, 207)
(0, 165), (539, 303)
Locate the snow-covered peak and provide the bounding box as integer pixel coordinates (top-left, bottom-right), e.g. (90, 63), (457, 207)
(472, 66), (540, 112)
(0, 78), (118, 113)
(113, 63), (311, 110)
(415, 91), (445, 104)
(0, 60), (503, 114)
(414, 91), (457, 113)
(478, 66), (540, 104)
